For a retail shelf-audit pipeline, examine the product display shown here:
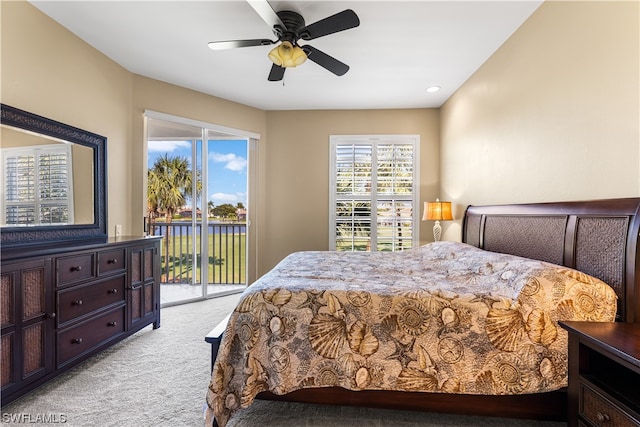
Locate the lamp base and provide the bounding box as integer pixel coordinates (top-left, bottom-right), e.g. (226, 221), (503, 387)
(432, 221), (442, 242)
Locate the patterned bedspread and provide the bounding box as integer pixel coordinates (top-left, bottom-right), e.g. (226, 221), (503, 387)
(205, 242), (617, 427)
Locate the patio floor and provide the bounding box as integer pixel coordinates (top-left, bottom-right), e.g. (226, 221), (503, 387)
(160, 283), (246, 306)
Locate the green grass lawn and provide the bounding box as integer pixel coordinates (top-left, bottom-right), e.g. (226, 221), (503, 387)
(159, 233), (246, 285)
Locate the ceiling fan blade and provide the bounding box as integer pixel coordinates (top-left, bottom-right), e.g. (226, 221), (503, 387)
(208, 39), (276, 50)
(268, 64), (286, 81)
(302, 45), (349, 76)
(299, 9), (360, 41)
(247, 0), (287, 35)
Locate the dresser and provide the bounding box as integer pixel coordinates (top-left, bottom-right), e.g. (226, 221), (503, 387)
(1, 236), (161, 405)
(560, 321), (640, 427)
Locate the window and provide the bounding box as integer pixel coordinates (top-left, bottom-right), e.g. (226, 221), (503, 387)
(1, 144), (73, 225)
(329, 135), (419, 251)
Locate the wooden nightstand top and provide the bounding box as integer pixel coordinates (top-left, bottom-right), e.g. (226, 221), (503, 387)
(559, 321), (640, 370)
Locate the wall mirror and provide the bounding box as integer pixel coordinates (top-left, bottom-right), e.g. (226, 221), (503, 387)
(0, 104), (107, 248)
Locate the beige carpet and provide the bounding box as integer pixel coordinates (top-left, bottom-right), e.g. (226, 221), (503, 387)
(1, 295), (567, 427)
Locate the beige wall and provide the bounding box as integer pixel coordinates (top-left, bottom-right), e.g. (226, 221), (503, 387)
(1, 2), (440, 277)
(5, 1), (639, 278)
(1, 1), (134, 236)
(440, 1), (640, 241)
(1, 2), (270, 280)
(264, 109), (439, 271)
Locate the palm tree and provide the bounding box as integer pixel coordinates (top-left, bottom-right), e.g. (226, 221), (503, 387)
(147, 154), (200, 281)
(148, 154), (195, 222)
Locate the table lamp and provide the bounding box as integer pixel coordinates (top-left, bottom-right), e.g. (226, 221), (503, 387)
(423, 199), (453, 242)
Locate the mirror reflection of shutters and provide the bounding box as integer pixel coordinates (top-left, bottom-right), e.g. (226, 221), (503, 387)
(2, 145), (73, 225)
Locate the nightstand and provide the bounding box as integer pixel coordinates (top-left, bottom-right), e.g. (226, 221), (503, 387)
(559, 321), (640, 427)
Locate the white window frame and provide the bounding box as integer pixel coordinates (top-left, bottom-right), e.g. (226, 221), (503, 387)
(329, 135), (420, 251)
(1, 144), (74, 226)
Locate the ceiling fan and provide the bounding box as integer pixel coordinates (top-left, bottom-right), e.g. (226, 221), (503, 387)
(208, 0), (360, 82)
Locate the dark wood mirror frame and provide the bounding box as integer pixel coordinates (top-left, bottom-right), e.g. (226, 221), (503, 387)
(0, 104), (107, 249)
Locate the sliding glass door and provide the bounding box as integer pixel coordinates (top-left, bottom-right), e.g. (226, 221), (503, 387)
(146, 116), (249, 306)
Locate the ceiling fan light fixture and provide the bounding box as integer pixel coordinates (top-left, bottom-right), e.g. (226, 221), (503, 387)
(268, 41), (307, 67)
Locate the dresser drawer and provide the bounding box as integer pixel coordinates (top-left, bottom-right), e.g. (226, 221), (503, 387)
(97, 248), (125, 276)
(57, 306), (125, 367)
(57, 254), (94, 286)
(57, 275), (125, 325)
(580, 382), (638, 427)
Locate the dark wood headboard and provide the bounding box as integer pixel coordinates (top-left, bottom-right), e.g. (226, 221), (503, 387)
(462, 198), (640, 323)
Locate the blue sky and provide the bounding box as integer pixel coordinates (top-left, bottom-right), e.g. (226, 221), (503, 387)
(147, 139), (247, 208)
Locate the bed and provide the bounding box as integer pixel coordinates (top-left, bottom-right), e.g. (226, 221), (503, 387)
(205, 198), (640, 427)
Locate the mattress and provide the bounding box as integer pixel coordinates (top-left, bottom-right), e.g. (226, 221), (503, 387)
(205, 241), (617, 427)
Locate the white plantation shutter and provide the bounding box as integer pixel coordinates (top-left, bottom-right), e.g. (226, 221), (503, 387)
(335, 144), (372, 195)
(330, 136), (419, 252)
(2, 144), (73, 225)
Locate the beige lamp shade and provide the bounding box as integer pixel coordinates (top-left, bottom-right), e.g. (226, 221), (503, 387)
(423, 200), (453, 221)
(268, 41), (307, 68)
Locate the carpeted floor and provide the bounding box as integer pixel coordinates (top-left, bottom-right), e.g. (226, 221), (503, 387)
(1, 295), (567, 427)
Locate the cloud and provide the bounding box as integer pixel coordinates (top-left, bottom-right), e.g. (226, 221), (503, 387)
(210, 192), (247, 205)
(210, 152), (247, 172)
(148, 140), (191, 153)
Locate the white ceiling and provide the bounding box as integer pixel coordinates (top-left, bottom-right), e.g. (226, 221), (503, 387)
(29, 0), (543, 111)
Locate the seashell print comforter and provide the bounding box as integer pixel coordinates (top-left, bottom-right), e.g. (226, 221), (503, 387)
(205, 241), (617, 427)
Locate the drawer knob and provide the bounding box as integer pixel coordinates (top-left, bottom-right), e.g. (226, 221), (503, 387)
(46, 312), (56, 319)
(108, 288), (118, 294)
(107, 321), (118, 327)
(107, 258), (118, 264)
(72, 300), (83, 306)
(70, 266), (82, 272)
(72, 338), (83, 344)
(596, 412), (610, 423)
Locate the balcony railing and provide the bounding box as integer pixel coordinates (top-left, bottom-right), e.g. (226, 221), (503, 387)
(150, 221), (246, 286)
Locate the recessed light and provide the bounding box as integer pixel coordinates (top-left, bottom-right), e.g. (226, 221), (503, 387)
(426, 86), (441, 93)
